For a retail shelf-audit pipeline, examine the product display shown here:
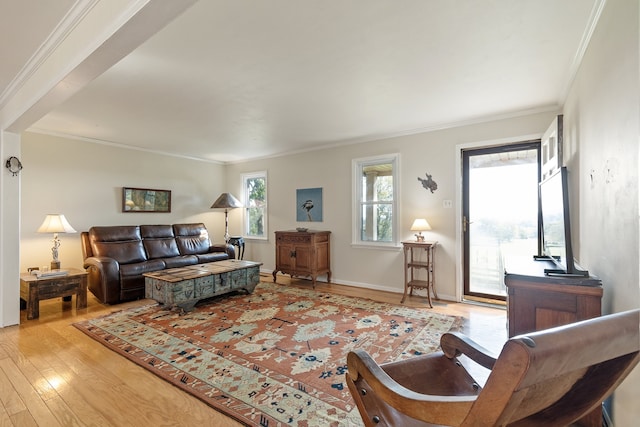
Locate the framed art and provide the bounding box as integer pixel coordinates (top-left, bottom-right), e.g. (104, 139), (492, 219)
(122, 187), (171, 212)
(296, 187), (323, 222)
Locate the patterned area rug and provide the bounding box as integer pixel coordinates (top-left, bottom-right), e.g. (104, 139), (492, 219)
(74, 282), (462, 426)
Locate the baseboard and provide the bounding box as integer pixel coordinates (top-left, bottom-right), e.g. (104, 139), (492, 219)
(265, 269), (455, 303)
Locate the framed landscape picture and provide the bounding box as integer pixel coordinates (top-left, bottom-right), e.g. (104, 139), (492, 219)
(122, 187), (171, 212)
(296, 187), (323, 222)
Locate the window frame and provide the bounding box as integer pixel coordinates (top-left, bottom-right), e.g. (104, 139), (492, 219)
(352, 153), (400, 248)
(241, 171), (268, 240)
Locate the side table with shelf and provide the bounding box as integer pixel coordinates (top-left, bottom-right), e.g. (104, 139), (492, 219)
(401, 240), (438, 307)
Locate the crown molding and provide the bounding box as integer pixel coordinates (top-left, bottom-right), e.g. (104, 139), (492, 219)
(0, 0), (100, 109)
(558, 0), (607, 103)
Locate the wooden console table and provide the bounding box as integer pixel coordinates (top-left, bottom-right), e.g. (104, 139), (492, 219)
(401, 240), (437, 307)
(273, 230), (331, 287)
(20, 268), (88, 320)
(504, 257), (603, 426)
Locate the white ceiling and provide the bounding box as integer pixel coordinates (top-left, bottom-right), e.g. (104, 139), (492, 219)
(3, 0), (601, 163)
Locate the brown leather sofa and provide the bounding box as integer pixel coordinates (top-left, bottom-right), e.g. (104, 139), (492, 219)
(81, 223), (235, 304)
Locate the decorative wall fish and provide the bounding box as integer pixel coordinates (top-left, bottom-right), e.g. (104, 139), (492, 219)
(418, 173), (438, 193)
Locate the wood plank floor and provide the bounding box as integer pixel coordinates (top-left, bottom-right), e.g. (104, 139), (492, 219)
(0, 275), (507, 426)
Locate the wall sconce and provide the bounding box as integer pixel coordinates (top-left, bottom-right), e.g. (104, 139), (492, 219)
(37, 214), (77, 270)
(410, 218), (431, 242)
(211, 193), (243, 243)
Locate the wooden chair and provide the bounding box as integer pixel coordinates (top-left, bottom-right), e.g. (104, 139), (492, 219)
(346, 309), (639, 426)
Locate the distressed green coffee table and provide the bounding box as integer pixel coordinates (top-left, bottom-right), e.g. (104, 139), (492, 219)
(144, 259), (262, 312)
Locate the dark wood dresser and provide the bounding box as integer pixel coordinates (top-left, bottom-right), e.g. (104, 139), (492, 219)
(272, 230), (331, 287)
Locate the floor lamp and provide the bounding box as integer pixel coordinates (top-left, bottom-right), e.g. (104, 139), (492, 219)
(211, 193), (243, 243)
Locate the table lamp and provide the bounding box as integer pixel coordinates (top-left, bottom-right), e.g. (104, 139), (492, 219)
(37, 214), (77, 270)
(410, 218), (431, 242)
(211, 193), (243, 243)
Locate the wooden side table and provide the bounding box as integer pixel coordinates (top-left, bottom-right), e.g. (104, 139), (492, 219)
(20, 268), (88, 320)
(401, 241), (438, 307)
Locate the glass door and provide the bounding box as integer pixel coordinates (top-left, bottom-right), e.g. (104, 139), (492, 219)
(462, 142), (540, 301)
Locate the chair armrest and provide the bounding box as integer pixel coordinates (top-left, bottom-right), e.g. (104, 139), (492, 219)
(440, 331), (498, 370)
(346, 349), (475, 425)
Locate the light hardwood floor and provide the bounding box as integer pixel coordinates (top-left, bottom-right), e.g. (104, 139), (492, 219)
(0, 275), (507, 426)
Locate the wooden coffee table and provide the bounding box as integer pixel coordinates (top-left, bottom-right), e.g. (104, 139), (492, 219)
(20, 268), (88, 320)
(144, 259), (262, 312)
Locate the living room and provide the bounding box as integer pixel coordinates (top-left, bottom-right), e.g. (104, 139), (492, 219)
(0, 0), (638, 425)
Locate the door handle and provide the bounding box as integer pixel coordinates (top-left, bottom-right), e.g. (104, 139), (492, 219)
(463, 216), (474, 232)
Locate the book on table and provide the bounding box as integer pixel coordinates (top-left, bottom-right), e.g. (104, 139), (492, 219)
(35, 270), (69, 279)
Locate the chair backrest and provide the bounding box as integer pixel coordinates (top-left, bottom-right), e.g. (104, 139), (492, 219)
(463, 309), (639, 426)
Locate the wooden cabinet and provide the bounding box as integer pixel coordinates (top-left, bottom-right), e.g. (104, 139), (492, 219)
(272, 230), (331, 287)
(401, 241), (437, 307)
(504, 257), (603, 427)
(504, 257), (602, 337)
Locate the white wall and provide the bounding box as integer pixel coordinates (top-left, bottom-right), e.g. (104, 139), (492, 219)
(1, 131), (21, 326)
(562, 0), (639, 424)
(225, 111), (555, 300)
(20, 132), (229, 273)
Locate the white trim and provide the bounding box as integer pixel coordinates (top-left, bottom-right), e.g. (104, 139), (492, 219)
(241, 171), (268, 240)
(557, 0), (607, 102)
(225, 106), (559, 165)
(27, 128), (224, 164)
(351, 153), (400, 246)
(454, 133), (543, 302)
(0, 0), (100, 109)
(266, 270), (458, 302)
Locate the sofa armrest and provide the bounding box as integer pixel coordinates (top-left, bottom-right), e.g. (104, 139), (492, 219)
(210, 243), (235, 259)
(83, 256), (121, 304)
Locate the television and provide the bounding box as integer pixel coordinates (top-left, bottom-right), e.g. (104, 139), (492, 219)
(537, 166), (588, 276)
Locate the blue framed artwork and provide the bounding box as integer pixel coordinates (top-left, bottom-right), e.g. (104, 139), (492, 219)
(296, 187), (323, 222)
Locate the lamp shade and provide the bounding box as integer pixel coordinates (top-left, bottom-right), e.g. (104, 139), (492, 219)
(37, 214), (77, 234)
(211, 193), (243, 209)
(410, 218), (431, 232)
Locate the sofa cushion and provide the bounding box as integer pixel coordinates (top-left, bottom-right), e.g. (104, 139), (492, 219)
(120, 259), (166, 277)
(140, 225), (181, 259)
(140, 225), (174, 238)
(89, 226), (147, 264)
(174, 223), (211, 255)
(195, 252), (231, 263)
(162, 255), (199, 268)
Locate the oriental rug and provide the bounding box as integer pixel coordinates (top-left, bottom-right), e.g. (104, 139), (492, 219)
(74, 282), (462, 426)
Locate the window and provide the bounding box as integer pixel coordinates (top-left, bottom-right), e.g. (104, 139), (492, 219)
(353, 154), (399, 246)
(242, 171), (267, 239)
